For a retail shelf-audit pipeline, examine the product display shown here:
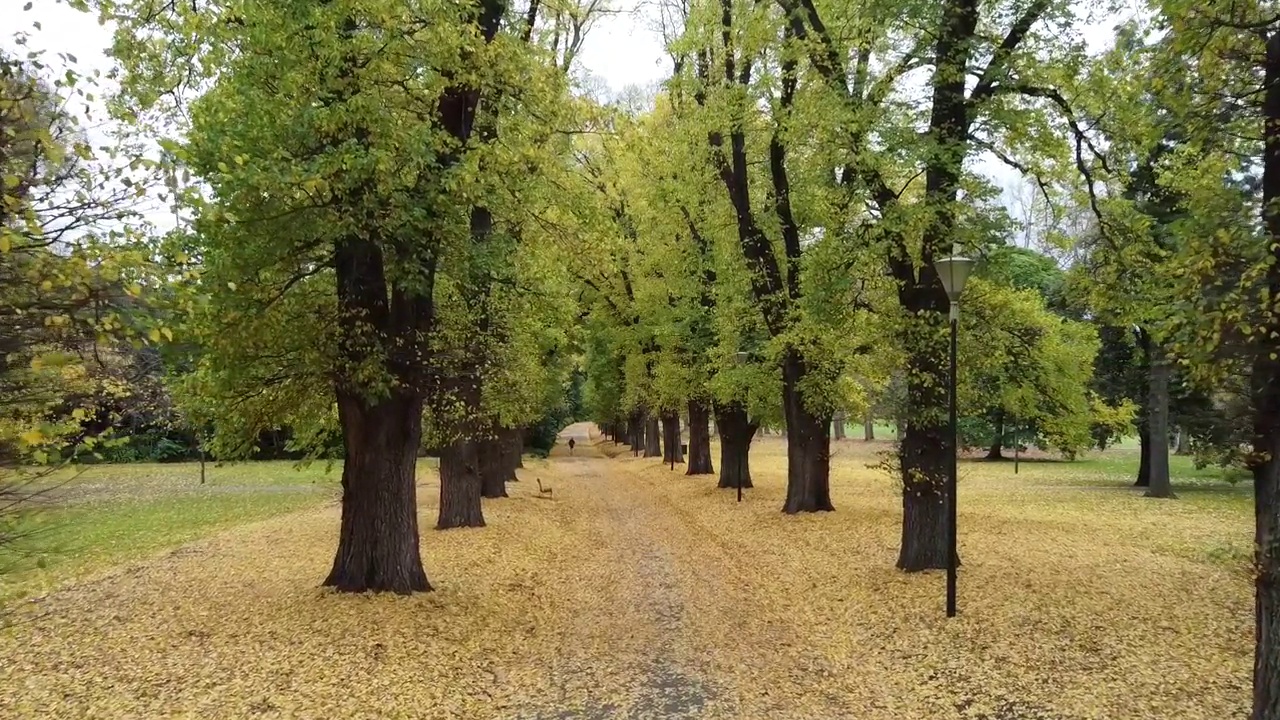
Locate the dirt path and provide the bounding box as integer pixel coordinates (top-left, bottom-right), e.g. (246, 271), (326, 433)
(0, 424), (1255, 719)
(533, 424), (710, 718)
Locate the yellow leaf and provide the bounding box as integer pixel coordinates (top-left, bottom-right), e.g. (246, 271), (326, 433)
(18, 428), (44, 446)
(161, 327), (173, 341)
(149, 327), (162, 342)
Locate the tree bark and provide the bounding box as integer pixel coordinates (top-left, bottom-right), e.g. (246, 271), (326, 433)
(479, 430), (508, 499)
(716, 402), (757, 489)
(437, 438), (485, 529)
(781, 350), (834, 513)
(897, 344), (956, 571)
(832, 411), (846, 439)
(1175, 426), (1192, 455)
(864, 410), (875, 441)
(1252, 34), (1280, 720)
(645, 415), (661, 458)
(324, 389), (431, 593)
(987, 409), (1006, 460)
(686, 399), (714, 475)
(512, 427), (525, 469)
(1135, 424), (1152, 487)
(661, 410), (684, 464)
(629, 409), (645, 453)
(1146, 341), (1176, 498)
(501, 427), (522, 479)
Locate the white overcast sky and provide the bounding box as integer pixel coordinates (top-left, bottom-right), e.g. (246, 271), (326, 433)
(6, 0), (1137, 238)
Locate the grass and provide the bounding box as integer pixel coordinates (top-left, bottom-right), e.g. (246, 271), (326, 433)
(1, 461), (338, 604)
(0, 430), (1254, 718)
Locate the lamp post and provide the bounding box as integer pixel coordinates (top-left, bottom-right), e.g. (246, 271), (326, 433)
(735, 351), (750, 503)
(934, 251), (976, 619)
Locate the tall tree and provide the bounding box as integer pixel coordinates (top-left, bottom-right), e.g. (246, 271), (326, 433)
(108, 0), (548, 592)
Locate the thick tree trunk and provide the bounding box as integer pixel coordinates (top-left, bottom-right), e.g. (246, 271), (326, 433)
(1135, 424), (1152, 487)
(686, 399), (714, 475)
(864, 410), (875, 441)
(500, 427), (522, 479)
(832, 411), (846, 439)
(645, 415), (661, 458)
(897, 348), (956, 572)
(324, 389), (431, 593)
(629, 409), (645, 453)
(512, 427), (525, 469)
(437, 439), (485, 529)
(479, 431), (508, 499)
(716, 402), (757, 489)
(781, 350), (833, 513)
(987, 410), (1005, 460)
(1146, 342), (1176, 499)
(661, 411), (684, 464)
(1253, 36), (1280, 720)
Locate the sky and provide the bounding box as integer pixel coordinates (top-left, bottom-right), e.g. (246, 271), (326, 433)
(6, 0), (1139, 241)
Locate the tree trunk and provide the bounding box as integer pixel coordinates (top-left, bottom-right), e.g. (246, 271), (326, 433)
(661, 411), (684, 464)
(479, 431), (508, 499)
(987, 409), (1005, 460)
(864, 410), (875, 441)
(645, 415), (661, 458)
(501, 427), (521, 480)
(324, 389), (431, 593)
(1176, 426), (1192, 455)
(832, 411), (846, 439)
(1146, 342), (1176, 499)
(897, 347), (955, 572)
(1255, 37), (1280, 719)
(686, 399), (714, 475)
(512, 427), (525, 469)
(1135, 424), (1152, 487)
(629, 409), (644, 453)
(716, 402), (757, 489)
(437, 438), (485, 529)
(781, 350), (833, 513)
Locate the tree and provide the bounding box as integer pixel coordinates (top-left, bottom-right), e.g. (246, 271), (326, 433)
(1122, 3), (1280, 714)
(108, 0), (576, 592)
(674, 0), (883, 513)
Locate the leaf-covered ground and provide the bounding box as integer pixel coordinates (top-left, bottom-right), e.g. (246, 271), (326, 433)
(0, 461), (337, 603)
(0, 426), (1253, 718)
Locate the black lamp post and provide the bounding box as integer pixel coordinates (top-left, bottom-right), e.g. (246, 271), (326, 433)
(734, 351), (750, 503)
(934, 251), (976, 618)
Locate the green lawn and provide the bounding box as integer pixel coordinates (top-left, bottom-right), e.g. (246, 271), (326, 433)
(1, 461), (340, 604)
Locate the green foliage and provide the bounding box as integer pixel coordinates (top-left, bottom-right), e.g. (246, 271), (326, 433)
(954, 278), (1120, 458)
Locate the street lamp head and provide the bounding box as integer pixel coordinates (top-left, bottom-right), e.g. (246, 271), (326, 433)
(934, 253), (977, 303)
